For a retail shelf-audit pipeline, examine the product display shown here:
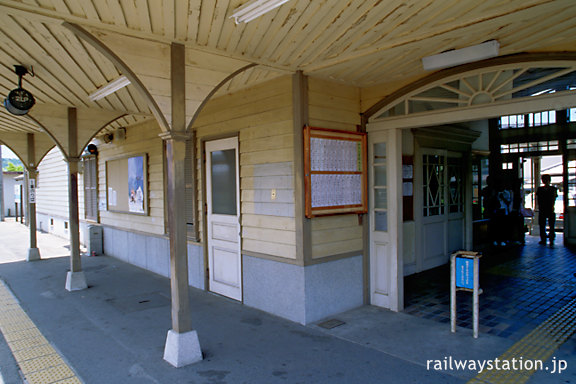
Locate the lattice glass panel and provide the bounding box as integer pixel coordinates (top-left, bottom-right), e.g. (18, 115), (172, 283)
(373, 142), (388, 232)
(423, 154), (445, 217)
(448, 158), (463, 213)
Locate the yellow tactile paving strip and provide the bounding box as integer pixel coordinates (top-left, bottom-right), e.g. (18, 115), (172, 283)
(468, 297), (576, 384)
(0, 280), (83, 384)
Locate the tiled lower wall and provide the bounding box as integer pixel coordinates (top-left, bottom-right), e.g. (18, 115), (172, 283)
(102, 226), (205, 290)
(243, 255), (364, 325)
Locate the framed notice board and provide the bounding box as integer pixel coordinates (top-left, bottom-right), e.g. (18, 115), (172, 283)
(106, 154), (148, 215)
(304, 126), (367, 218)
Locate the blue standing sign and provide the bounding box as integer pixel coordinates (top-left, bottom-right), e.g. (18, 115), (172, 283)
(451, 251), (481, 338)
(455, 257), (474, 289)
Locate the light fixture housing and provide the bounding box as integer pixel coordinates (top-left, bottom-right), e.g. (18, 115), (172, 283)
(230, 0), (291, 24)
(422, 40), (500, 71)
(4, 65), (35, 116)
(88, 75), (131, 101)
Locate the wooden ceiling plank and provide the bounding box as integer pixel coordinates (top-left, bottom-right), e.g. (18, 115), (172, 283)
(396, 0), (472, 37)
(0, 120), (43, 133)
(418, 0), (461, 28)
(186, 0), (201, 42)
(273, 0), (339, 65)
(309, 1), (414, 65)
(51, 0), (71, 15)
(174, 0), (190, 41)
(162, 0), (175, 40)
(91, 0), (116, 24)
(502, 8), (576, 52)
(205, 0), (231, 49)
(272, 0), (355, 66)
(48, 26), (109, 90)
(38, 23), (99, 90)
(325, 0), (436, 63)
(147, 0), (163, 35)
(244, 1), (292, 58)
(134, 0), (152, 33)
(73, 0), (100, 21)
(256, 0), (312, 62)
(197, 0), (217, 46)
(119, 0), (140, 30)
(63, 0), (89, 19)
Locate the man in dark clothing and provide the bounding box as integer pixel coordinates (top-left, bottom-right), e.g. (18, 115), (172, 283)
(536, 174), (557, 245)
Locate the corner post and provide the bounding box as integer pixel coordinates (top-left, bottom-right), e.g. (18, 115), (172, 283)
(65, 107), (87, 291)
(162, 42), (202, 368)
(293, 71), (311, 265)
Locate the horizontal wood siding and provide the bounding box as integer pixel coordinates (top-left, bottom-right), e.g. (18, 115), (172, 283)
(308, 78), (364, 259)
(36, 146), (85, 219)
(194, 76), (296, 259)
(98, 120), (165, 235)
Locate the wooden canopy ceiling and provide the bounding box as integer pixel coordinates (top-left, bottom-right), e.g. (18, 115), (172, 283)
(1, 0), (576, 152)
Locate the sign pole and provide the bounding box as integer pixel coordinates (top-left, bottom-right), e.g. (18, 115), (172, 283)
(473, 256), (480, 338)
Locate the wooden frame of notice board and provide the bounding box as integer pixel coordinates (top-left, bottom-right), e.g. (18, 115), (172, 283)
(304, 126), (367, 218)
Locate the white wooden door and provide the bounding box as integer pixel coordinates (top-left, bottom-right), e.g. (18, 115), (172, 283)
(369, 129), (403, 311)
(418, 149), (465, 272)
(205, 137), (242, 301)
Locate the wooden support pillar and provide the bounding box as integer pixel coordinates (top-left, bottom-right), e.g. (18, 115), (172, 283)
(162, 43), (202, 368)
(26, 133), (41, 261)
(292, 71), (311, 266)
(65, 108), (87, 291)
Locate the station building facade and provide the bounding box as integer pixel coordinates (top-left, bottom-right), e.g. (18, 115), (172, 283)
(32, 58), (576, 325)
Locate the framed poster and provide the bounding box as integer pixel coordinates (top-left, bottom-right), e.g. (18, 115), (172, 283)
(106, 154), (148, 215)
(304, 126), (367, 218)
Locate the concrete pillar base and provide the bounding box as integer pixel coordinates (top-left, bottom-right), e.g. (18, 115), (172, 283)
(163, 329), (202, 367)
(27, 248), (41, 262)
(65, 271), (87, 291)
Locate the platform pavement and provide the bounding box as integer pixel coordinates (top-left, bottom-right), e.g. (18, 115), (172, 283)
(0, 220), (573, 383)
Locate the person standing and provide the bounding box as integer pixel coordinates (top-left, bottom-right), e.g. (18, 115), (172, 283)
(536, 174), (557, 245)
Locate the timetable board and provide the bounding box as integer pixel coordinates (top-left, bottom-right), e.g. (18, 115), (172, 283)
(304, 126), (367, 218)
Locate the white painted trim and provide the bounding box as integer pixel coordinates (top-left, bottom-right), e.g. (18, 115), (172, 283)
(368, 91), (575, 131)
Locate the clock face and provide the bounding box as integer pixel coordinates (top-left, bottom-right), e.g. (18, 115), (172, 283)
(7, 88), (35, 110)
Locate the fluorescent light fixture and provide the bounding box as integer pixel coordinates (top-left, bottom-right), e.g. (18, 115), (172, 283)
(422, 40), (500, 71)
(230, 0), (291, 24)
(88, 75), (131, 101)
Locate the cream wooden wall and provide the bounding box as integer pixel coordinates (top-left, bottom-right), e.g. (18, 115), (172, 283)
(308, 78), (364, 259)
(97, 120), (165, 235)
(194, 76), (296, 260)
(36, 146), (85, 220)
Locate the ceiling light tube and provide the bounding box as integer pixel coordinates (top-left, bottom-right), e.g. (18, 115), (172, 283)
(230, 0), (291, 24)
(422, 40), (500, 71)
(88, 75), (131, 101)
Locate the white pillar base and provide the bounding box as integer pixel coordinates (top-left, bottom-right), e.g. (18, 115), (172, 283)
(163, 329), (203, 367)
(27, 248), (41, 262)
(65, 271), (88, 291)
